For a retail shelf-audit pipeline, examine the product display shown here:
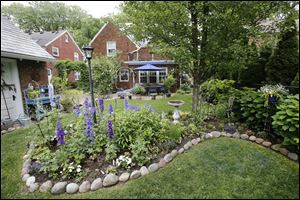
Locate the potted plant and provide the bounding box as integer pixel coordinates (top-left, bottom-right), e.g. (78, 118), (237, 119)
(164, 75), (176, 97)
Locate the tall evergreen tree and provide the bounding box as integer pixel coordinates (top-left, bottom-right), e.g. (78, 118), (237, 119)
(265, 19), (299, 85)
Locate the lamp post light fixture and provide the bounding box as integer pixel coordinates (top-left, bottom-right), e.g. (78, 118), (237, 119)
(83, 45), (97, 123)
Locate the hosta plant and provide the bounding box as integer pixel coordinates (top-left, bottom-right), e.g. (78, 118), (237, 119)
(272, 94), (299, 146)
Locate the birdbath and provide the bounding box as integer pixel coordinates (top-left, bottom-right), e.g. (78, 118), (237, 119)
(168, 100), (184, 124)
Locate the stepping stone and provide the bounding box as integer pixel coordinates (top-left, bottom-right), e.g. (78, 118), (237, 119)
(158, 159), (166, 168)
(140, 166), (149, 176)
(29, 183), (39, 193)
(148, 163), (159, 173)
(255, 138), (264, 144)
(211, 131), (221, 138)
(232, 133), (240, 139)
(79, 181), (90, 193)
(279, 148), (289, 156)
(170, 149), (178, 157)
(191, 139), (198, 145)
(262, 141), (272, 147)
(240, 134), (249, 140)
(119, 173), (130, 182)
(249, 135), (256, 141)
(288, 153), (298, 161)
(178, 148), (185, 154)
(91, 178), (102, 191)
(130, 170), (141, 180)
(164, 154), (173, 163)
(103, 174), (118, 187)
(66, 183), (79, 194)
(26, 176), (35, 186)
(271, 144), (281, 151)
(39, 180), (52, 193)
(51, 182), (67, 194)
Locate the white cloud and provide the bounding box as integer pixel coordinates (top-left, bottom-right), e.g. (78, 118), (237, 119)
(1, 1), (123, 18)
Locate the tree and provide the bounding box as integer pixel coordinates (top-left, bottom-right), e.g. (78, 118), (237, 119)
(92, 55), (122, 95)
(265, 18), (299, 85)
(119, 1), (294, 112)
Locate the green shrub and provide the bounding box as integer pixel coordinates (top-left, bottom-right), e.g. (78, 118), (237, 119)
(235, 88), (268, 131)
(272, 95), (299, 146)
(164, 75), (176, 93)
(132, 84), (146, 95)
(61, 89), (84, 112)
(130, 136), (150, 166)
(200, 79), (237, 104)
(165, 123), (185, 142)
(114, 109), (165, 150)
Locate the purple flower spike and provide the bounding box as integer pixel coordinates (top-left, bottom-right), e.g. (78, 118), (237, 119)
(86, 116), (94, 142)
(109, 104), (114, 115)
(56, 120), (65, 145)
(107, 120), (114, 139)
(99, 98), (104, 112)
(124, 98), (129, 110)
(73, 105), (81, 117)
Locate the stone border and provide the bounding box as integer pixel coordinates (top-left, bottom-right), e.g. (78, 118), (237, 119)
(21, 131), (299, 194)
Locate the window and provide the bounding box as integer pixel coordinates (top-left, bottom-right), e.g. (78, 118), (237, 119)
(149, 71), (157, 83)
(74, 71), (80, 81)
(47, 68), (52, 76)
(119, 69), (129, 82)
(107, 41), (116, 56)
(65, 34), (69, 43)
(139, 71), (147, 84)
(159, 69), (167, 83)
(74, 52), (79, 61)
(52, 47), (59, 57)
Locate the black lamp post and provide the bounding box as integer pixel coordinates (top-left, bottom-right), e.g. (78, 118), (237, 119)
(83, 45), (97, 123)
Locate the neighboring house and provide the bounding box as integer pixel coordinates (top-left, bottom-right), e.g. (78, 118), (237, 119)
(29, 30), (84, 83)
(90, 22), (178, 91)
(1, 15), (54, 122)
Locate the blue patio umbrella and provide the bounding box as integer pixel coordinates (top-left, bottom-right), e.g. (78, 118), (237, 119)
(133, 64), (165, 71)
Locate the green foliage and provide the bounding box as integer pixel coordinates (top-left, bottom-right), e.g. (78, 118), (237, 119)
(114, 109), (164, 150)
(105, 142), (118, 162)
(106, 165), (118, 174)
(265, 19), (299, 85)
(92, 55), (121, 95)
(132, 84), (146, 95)
(234, 88), (268, 131)
(272, 95), (299, 146)
(164, 75), (176, 92)
(258, 84), (289, 106)
(60, 89), (84, 112)
(51, 73), (68, 94)
(164, 123), (185, 142)
(200, 79), (236, 104)
(185, 123), (198, 136)
(180, 83), (192, 93)
(130, 136), (150, 167)
(27, 89), (40, 99)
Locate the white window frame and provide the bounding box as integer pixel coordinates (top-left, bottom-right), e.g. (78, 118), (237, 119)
(65, 34), (69, 43)
(119, 69), (130, 82)
(138, 68), (168, 84)
(47, 68), (52, 76)
(52, 46), (59, 57)
(74, 71), (80, 81)
(139, 71), (148, 84)
(74, 52), (79, 61)
(107, 41), (116, 57)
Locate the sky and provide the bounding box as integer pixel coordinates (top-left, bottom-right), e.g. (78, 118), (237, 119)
(0, 1), (123, 18)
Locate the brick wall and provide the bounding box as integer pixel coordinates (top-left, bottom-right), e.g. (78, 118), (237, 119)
(45, 32), (84, 82)
(91, 22), (137, 61)
(17, 59), (48, 91)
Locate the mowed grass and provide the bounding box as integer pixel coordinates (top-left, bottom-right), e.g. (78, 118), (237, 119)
(2, 126), (299, 199)
(105, 93), (193, 114)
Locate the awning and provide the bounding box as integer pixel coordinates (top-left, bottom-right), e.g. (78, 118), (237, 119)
(133, 64), (165, 71)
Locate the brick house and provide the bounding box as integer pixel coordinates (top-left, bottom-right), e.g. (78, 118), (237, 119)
(89, 22), (178, 92)
(1, 15), (54, 123)
(29, 30), (84, 83)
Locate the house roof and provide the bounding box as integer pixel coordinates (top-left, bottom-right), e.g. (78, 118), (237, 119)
(1, 15), (55, 62)
(29, 30), (66, 47)
(124, 60), (175, 66)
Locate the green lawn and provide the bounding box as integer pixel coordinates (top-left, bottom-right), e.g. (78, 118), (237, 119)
(2, 128), (299, 198)
(105, 93), (193, 113)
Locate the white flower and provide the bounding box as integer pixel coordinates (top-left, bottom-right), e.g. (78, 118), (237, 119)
(76, 168), (81, 173)
(69, 169), (73, 172)
(60, 171), (63, 174)
(77, 165), (81, 168)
